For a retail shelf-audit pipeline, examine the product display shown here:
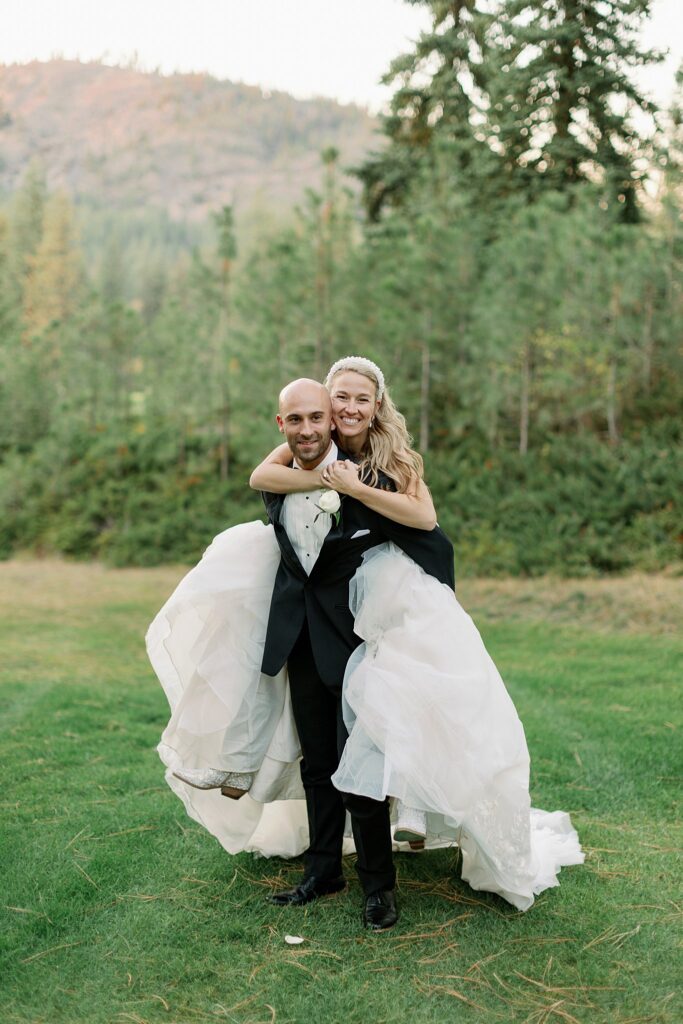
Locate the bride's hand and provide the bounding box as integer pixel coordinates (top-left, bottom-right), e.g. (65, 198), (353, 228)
(321, 460), (363, 497)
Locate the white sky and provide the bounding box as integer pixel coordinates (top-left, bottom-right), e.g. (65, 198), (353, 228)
(1, 0), (681, 112)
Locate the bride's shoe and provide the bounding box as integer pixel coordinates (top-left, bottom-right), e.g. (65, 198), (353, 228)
(172, 767), (254, 798)
(394, 805), (427, 848)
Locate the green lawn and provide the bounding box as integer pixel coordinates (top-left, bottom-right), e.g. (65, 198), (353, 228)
(1, 561), (681, 1024)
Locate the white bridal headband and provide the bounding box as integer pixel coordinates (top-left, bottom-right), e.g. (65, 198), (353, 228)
(325, 356), (386, 401)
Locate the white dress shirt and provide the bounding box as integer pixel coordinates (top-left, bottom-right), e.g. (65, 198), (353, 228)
(281, 443), (339, 575)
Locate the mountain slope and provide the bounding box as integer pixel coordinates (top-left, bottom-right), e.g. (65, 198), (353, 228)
(0, 60), (378, 219)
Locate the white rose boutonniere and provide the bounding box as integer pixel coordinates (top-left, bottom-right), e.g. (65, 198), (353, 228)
(315, 489), (341, 526)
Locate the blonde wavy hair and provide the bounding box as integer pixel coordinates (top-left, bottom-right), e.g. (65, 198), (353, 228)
(324, 360), (424, 494)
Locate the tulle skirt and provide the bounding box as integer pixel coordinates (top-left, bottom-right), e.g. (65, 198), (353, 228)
(146, 521), (583, 909)
(147, 522), (308, 858)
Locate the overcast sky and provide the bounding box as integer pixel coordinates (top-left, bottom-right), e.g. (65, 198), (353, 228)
(2, 0), (681, 112)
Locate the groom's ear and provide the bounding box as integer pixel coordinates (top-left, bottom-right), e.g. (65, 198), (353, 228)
(276, 414), (285, 434)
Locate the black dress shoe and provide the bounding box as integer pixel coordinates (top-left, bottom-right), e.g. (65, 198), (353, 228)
(268, 875), (346, 907)
(363, 889), (398, 931)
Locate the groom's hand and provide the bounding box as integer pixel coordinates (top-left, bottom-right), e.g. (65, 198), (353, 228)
(321, 460), (364, 497)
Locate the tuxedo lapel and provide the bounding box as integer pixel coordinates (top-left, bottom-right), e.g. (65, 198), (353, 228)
(266, 491), (285, 527)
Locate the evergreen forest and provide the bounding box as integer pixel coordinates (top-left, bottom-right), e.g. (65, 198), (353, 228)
(1, 0), (681, 576)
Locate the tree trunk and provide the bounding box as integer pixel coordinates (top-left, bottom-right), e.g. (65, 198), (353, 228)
(519, 341), (530, 455)
(217, 303), (230, 482)
(488, 401), (498, 450)
(641, 289), (654, 393)
(606, 356), (619, 445)
(419, 340), (430, 453)
(178, 422), (186, 473)
(277, 325), (287, 387)
(314, 228), (325, 381)
(606, 286), (620, 446)
(314, 203), (332, 381)
(219, 383), (229, 482)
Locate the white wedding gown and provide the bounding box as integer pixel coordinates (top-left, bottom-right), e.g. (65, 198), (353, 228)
(146, 521), (583, 911)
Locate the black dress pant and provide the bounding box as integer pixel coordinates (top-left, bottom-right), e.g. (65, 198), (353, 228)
(287, 621), (396, 896)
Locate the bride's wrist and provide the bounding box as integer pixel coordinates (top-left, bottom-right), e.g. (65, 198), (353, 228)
(352, 479), (370, 499)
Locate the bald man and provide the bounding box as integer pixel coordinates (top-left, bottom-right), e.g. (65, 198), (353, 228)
(260, 379), (454, 930)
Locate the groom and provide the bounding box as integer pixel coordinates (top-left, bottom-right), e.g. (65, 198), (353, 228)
(261, 379), (454, 930)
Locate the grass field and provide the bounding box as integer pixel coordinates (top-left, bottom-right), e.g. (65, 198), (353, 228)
(1, 560), (681, 1024)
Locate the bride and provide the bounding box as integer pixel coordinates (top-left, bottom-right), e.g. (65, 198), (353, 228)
(147, 356), (583, 912)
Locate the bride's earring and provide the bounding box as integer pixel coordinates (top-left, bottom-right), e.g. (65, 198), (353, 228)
(370, 418), (375, 428)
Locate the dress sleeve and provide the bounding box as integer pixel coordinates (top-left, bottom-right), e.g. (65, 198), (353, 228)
(363, 469), (455, 589)
(377, 519), (455, 590)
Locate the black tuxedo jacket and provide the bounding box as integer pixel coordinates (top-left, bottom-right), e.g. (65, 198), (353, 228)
(261, 459), (455, 691)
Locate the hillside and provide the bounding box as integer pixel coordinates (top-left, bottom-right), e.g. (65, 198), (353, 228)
(0, 60), (378, 221)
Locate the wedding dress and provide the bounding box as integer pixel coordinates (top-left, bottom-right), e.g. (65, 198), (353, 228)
(147, 521), (583, 911)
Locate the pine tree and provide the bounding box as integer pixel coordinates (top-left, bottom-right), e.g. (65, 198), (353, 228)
(492, 0), (662, 220)
(356, 0), (496, 220)
(23, 192), (83, 336)
(100, 231), (127, 307)
(356, 0), (661, 221)
(8, 159), (47, 282)
(236, 229), (316, 396)
(212, 205), (237, 480)
(0, 214), (17, 339)
(303, 147), (355, 376)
